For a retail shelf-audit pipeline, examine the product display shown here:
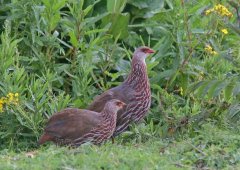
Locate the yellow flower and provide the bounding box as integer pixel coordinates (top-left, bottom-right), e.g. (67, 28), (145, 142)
(0, 99), (4, 112)
(7, 93), (14, 103)
(205, 9), (214, 15)
(0, 92), (19, 112)
(205, 4), (233, 18)
(1, 97), (7, 103)
(180, 87), (184, 96)
(211, 51), (218, 55)
(5, 92), (19, 104)
(205, 45), (218, 55)
(221, 28), (228, 34)
(214, 4), (233, 17)
(205, 9), (211, 15)
(204, 45), (212, 52)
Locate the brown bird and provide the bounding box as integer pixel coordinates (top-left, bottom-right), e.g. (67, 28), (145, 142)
(38, 99), (126, 146)
(88, 46), (154, 137)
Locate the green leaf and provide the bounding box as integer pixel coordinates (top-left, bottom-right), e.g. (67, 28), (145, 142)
(83, 0), (100, 16)
(195, 81), (211, 98)
(179, 72), (189, 95)
(233, 82), (240, 96)
(212, 81), (228, 98)
(152, 69), (177, 82)
(128, 0), (164, 10)
(101, 13), (129, 39)
(224, 81), (235, 100)
(53, 0), (66, 11)
(207, 80), (222, 98)
(228, 104), (240, 122)
(107, 0), (127, 13)
(42, 0), (51, 8)
(69, 31), (78, 47)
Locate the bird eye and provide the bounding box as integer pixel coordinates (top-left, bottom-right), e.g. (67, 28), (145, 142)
(116, 101), (122, 107)
(141, 47), (155, 54)
(115, 101), (125, 107)
(141, 48), (149, 53)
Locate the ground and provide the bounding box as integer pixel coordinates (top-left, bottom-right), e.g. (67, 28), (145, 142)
(1, 123), (239, 170)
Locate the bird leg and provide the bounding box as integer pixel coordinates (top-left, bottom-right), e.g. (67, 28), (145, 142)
(111, 136), (115, 144)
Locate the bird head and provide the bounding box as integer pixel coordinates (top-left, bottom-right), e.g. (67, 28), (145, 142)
(105, 99), (126, 112)
(133, 46), (155, 61)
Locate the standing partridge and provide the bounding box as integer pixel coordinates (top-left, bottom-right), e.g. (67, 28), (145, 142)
(88, 46), (154, 137)
(38, 99), (125, 146)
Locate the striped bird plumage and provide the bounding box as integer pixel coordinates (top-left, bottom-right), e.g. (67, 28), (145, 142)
(38, 99), (125, 146)
(88, 46), (154, 137)
(73, 105), (118, 146)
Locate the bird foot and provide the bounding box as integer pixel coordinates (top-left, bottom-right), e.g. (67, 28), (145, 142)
(111, 137), (115, 144)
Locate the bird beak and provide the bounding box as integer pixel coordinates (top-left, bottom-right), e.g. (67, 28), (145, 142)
(146, 48), (155, 54)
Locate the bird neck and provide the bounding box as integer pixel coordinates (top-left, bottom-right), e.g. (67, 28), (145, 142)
(101, 107), (117, 120)
(125, 57), (149, 88)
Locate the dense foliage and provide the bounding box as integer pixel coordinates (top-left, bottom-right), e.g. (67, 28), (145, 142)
(0, 0), (240, 169)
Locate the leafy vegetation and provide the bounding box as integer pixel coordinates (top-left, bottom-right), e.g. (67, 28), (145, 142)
(0, 0), (240, 169)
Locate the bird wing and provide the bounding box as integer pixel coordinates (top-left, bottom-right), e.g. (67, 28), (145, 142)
(88, 84), (136, 112)
(87, 90), (115, 112)
(44, 108), (102, 140)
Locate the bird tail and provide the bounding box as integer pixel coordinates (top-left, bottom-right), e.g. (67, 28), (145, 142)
(38, 133), (52, 145)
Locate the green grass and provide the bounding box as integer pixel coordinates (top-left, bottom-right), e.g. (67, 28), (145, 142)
(1, 123), (240, 170)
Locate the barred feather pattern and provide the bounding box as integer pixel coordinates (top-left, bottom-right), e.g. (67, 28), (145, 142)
(55, 138), (73, 146)
(73, 108), (117, 146)
(113, 61), (151, 136)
